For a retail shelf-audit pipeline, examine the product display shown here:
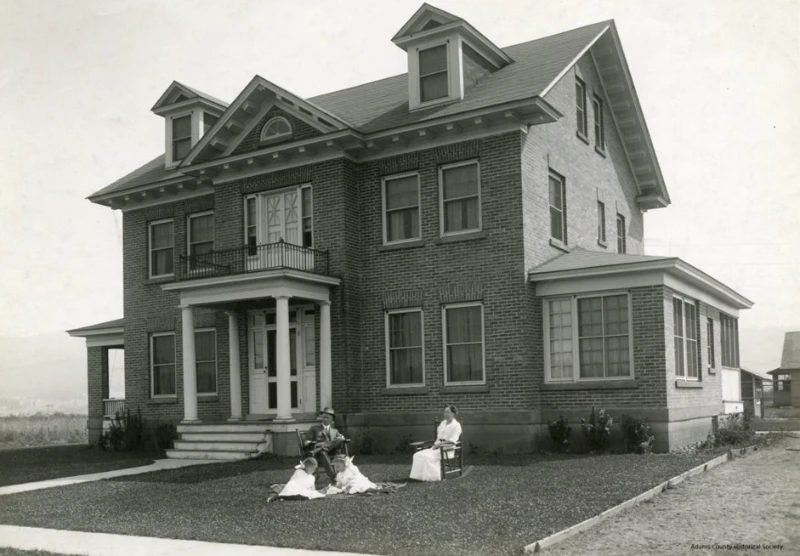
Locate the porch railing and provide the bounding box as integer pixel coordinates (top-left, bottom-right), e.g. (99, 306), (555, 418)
(177, 240), (330, 281)
(103, 398), (125, 418)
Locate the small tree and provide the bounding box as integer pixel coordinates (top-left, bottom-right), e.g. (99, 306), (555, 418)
(581, 407), (613, 452)
(547, 416), (571, 453)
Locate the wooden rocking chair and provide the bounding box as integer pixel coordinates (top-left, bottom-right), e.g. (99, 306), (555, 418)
(296, 429), (350, 458)
(410, 418), (464, 479)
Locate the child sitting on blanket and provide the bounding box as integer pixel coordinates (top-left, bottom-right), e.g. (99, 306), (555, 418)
(276, 457), (326, 500)
(330, 455), (378, 494)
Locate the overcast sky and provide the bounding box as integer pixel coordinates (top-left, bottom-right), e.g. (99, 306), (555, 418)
(1, 0), (798, 370)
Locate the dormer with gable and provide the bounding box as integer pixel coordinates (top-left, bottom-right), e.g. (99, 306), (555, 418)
(392, 3), (513, 110)
(151, 81), (228, 169)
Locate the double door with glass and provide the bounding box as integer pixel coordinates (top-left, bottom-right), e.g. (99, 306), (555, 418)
(245, 187), (313, 272)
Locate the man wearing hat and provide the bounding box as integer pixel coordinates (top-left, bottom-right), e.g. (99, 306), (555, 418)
(302, 407), (345, 482)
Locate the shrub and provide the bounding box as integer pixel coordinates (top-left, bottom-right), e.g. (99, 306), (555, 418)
(581, 407), (613, 452)
(122, 409), (145, 452)
(621, 414), (655, 454)
(356, 427), (375, 455)
(710, 410), (756, 448)
(547, 416), (571, 453)
(156, 423), (178, 452)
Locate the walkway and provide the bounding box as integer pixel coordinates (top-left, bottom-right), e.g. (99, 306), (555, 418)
(551, 437), (800, 555)
(0, 525), (372, 556)
(0, 458), (218, 497)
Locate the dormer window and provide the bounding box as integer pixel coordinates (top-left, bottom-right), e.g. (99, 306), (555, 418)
(419, 44), (449, 103)
(171, 115), (192, 162)
(260, 116), (292, 143)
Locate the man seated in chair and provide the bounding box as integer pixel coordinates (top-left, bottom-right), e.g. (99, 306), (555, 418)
(302, 407), (345, 483)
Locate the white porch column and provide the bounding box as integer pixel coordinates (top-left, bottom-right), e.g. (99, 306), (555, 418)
(181, 306), (199, 422)
(275, 296), (293, 421)
(320, 301), (332, 410)
(226, 310), (242, 421)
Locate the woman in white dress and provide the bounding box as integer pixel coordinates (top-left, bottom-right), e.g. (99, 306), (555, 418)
(410, 405), (462, 481)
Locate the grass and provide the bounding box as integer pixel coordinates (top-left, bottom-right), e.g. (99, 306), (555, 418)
(0, 550), (78, 556)
(0, 448), (731, 556)
(0, 414), (87, 448)
(0, 444), (154, 487)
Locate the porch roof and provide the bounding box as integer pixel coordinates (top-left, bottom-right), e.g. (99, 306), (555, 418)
(66, 318), (125, 337)
(528, 248), (753, 311)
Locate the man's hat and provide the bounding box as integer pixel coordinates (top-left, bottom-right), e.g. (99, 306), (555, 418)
(320, 407), (335, 417)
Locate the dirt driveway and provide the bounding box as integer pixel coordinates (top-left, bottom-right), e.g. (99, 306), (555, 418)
(550, 437), (800, 556)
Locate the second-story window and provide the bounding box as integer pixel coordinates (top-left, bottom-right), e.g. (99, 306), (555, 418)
(245, 197), (257, 254)
(419, 44), (448, 103)
(383, 173), (420, 244)
(549, 171), (566, 244)
(301, 185), (313, 247)
(593, 94), (605, 150)
(616, 214), (626, 253)
(440, 161), (481, 236)
(575, 77), (587, 137)
(597, 201), (606, 245)
(149, 219), (174, 278)
(188, 212), (214, 272)
(171, 115), (192, 162)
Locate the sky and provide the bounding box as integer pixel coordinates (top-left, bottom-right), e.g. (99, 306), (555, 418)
(0, 0), (798, 373)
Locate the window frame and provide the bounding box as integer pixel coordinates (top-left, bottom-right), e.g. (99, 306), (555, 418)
(442, 302), (486, 386)
(616, 214), (627, 254)
(592, 94), (605, 150)
(549, 170), (567, 244)
(382, 171), (422, 245)
(543, 292), (635, 384)
(243, 184), (313, 251)
(195, 328), (218, 396)
(418, 42), (450, 106)
(150, 332), (177, 398)
(260, 116), (293, 143)
(186, 211), (215, 273)
(707, 317), (716, 372)
(148, 218), (175, 279)
(720, 313), (740, 369)
(301, 184), (313, 248)
(384, 308), (425, 388)
(439, 160), (482, 237)
(597, 200), (606, 245)
(169, 112), (193, 164)
(575, 77), (588, 137)
(673, 295), (700, 381)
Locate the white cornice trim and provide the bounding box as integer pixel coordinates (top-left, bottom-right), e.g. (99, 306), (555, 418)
(162, 268), (341, 292)
(68, 327), (124, 338)
(540, 23), (611, 98)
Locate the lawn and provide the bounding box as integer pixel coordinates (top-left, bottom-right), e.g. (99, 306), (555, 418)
(0, 445), (154, 487)
(0, 449), (728, 556)
(0, 550), (76, 556)
(0, 414), (87, 448)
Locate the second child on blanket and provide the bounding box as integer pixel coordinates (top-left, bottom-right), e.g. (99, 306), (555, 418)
(329, 455), (378, 494)
(276, 457), (325, 500)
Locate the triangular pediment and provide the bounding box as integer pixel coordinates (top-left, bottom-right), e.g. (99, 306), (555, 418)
(392, 3), (461, 42)
(151, 81), (227, 113)
(179, 75), (352, 168)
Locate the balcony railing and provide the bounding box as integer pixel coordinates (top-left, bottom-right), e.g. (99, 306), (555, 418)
(177, 240), (330, 281)
(103, 398), (125, 418)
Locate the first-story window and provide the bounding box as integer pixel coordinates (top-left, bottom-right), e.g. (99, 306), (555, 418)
(545, 293), (633, 382)
(443, 303), (485, 384)
(151, 333), (176, 397)
(195, 329), (217, 395)
(707, 317), (715, 370)
(720, 313), (739, 368)
(149, 219), (174, 278)
(440, 161), (481, 235)
(386, 309), (424, 386)
(383, 173), (420, 243)
(674, 296), (699, 379)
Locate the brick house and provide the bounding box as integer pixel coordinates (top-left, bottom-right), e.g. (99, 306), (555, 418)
(68, 4), (752, 457)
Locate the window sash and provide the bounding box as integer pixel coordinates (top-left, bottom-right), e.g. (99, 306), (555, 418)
(444, 305), (484, 384)
(674, 298), (699, 379)
(576, 78), (587, 135)
(151, 334), (176, 397)
(597, 201), (606, 243)
(616, 215), (626, 253)
(172, 115), (191, 161)
(150, 220), (174, 277)
(549, 173), (565, 242)
(707, 318), (715, 369)
(301, 186), (313, 247)
(593, 95), (604, 149)
(384, 175), (420, 242)
(720, 314), (739, 368)
(419, 45), (448, 102)
(386, 310), (424, 386)
(441, 163), (480, 235)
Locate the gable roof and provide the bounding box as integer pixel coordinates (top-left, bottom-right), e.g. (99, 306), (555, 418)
(151, 81), (228, 112)
(780, 332), (800, 370)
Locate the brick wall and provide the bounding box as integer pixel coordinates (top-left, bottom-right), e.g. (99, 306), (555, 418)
(233, 107), (322, 156)
(522, 52), (644, 272)
(87, 346), (108, 419)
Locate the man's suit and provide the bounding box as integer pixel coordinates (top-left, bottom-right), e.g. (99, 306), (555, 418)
(303, 424), (345, 481)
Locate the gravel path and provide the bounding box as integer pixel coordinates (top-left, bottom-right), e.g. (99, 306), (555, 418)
(551, 437), (800, 556)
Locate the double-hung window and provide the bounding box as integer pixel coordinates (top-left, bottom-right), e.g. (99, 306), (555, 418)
(674, 296), (699, 379)
(383, 173), (420, 244)
(549, 171), (566, 243)
(545, 293), (633, 382)
(149, 219), (174, 278)
(301, 185), (313, 247)
(597, 201), (606, 244)
(575, 77), (588, 136)
(419, 44), (448, 103)
(707, 317), (715, 371)
(440, 161), (480, 235)
(187, 212), (214, 272)
(616, 214), (626, 254)
(443, 303), (485, 384)
(151, 332), (176, 397)
(593, 94), (605, 150)
(386, 309), (424, 386)
(195, 329), (217, 395)
(171, 115), (192, 162)
(720, 314), (739, 368)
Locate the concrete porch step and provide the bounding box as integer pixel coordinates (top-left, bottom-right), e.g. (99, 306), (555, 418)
(176, 423), (270, 434)
(165, 449), (256, 461)
(174, 440), (266, 452)
(179, 432), (268, 442)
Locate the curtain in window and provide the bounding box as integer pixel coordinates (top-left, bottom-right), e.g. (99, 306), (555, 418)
(152, 335), (175, 396)
(419, 45), (448, 102)
(151, 222), (174, 276)
(195, 331), (216, 394)
(443, 165), (479, 233)
(389, 312), (423, 385)
(385, 176), (419, 241)
(446, 306), (483, 383)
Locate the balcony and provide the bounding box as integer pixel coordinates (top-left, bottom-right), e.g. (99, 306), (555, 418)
(177, 240), (330, 282)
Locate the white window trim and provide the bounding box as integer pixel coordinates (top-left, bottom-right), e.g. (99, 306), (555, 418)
(439, 159), (482, 237)
(442, 302), (486, 386)
(300, 184), (313, 248)
(576, 77), (588, 137)
(150, 332), (177, 398)
(195, 327), (218, 396)
(543, 291), (635, 384)
(259, 116), (293, 143)
(385, 308), (425, 388)
(408, 35), (463, 111)
(165, 110), (196, 169)
(148, 218), (175, 279)
(706, 317), (716, 371)
(417, 42), (451, 107)
(673, 295), (700, 381)
(592, 94), (605, 150)
(382, 171), (421, 245)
